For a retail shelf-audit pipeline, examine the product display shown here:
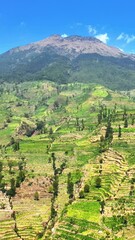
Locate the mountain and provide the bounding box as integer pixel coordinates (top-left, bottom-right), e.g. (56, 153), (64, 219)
(1, 34), (135, 90)
(0, 37), (135, 240)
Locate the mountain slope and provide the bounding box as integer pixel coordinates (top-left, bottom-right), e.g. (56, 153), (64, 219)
(0, 35), (135, 90)
(0, 81), (135, 239)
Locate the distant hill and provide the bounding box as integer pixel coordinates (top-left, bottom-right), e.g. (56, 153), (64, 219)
(0, 34), (135, 90)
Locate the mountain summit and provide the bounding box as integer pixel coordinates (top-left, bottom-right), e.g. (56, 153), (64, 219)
(0, 35), (135, 90)
(7, 34), (126, 58)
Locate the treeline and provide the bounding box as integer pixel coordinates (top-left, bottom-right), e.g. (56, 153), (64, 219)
(97, 104), (135, 152)
(0, 155), (26, 197)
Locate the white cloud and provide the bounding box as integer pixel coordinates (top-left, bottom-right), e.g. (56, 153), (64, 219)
(117, 33), (135, 44)
(61, 34), (68, 38)
(95, 33), (109, 44)
(118, 48), (124, 52)
(124, 35), (135, 44)
(88, 25), (97, 35)
(117, 33), (125, 40)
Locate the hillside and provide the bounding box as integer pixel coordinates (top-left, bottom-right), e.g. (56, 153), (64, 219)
(0, 35), (135, 90)
(0, 81), (135, 240)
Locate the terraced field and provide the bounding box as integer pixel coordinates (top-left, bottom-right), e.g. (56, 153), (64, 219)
(0, 81), (134, 239)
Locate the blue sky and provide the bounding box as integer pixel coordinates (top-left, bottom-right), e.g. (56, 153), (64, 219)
(0, 0), (135, 54)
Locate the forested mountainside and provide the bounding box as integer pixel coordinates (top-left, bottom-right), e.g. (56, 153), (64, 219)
(0, 35), (135, 90)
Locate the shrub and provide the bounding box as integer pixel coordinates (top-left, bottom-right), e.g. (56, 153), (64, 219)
(79, 190), (85, 198)
(34, 191), (39, 200)
(95, 177), (101, 188)
(84, 184), (90, 193)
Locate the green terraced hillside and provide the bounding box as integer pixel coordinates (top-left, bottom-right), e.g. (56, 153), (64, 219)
(0, 81), (135, 240)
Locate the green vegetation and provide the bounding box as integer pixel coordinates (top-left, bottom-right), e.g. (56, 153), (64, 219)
(67, 201), (100, 223)
(1, 48), (135, 91)
(0, 80), (134, 240)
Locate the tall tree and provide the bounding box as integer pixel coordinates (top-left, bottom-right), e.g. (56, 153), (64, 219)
(53, 175), (59, 197)
(118, 125), (122, 138)
(0, 161), (3, 172)
(105, 121), (113, 142)
(124, 118), (128, 128)
(67, 173), (74, 199)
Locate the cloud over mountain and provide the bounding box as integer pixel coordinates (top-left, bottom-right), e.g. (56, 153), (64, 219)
(95, 33), (109, 44)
